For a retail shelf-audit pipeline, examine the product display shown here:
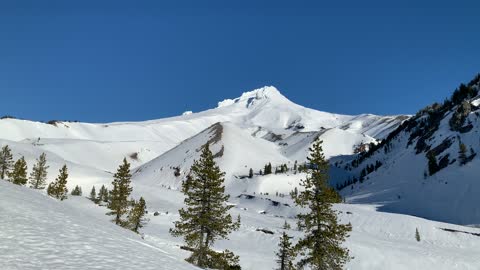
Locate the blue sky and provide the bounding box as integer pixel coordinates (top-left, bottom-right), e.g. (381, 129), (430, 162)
(1, 0), (479, 122)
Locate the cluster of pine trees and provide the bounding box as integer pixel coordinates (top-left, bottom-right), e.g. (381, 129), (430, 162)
(338, 160), (383, 191)
(259, 161), (303, 176)
(88, 158), (148, 234)
(90, 184), (109, 203)
(0, 145), (70, 201)
(71, 185), (83, 196)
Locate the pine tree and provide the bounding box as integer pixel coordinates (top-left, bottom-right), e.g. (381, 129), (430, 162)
(127, 197), (147, 233)
(293, 138), (351, 269)
(90, 186), (97, 202)
(71, 185), (82, 196)
(248, 168), (253, 178)
(275, 221), (296, 270)
(98, 184), (109, 203)
(108, 158), (133, 226)
(415, 228), (421, 242)
(170, 144), (240, 269)
(29, 152), (49, 189)
(10, 157), (28, 185)
(47, 165), (69, 200)
(459, 142), (468, 165)
(0, 145), (14, 179)
(426, 151), (439, 176)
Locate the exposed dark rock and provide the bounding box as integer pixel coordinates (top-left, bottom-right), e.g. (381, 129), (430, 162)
(440, 227), (480, 237)
(237, 194), (255, 200)
(438, 154), (450, 171)
(429, 137), (454, 156)
(256, 228), (274, 235)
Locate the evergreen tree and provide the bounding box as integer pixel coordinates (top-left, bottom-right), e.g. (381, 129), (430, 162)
(459, 142), (468, 165)
(10, 157), (28, 185)
(293, 138), (351, 270)
(264, 162), (273, 175)
(248, 168), (253, 178)
(170, 144), (240, 269)
(426, 151), (439, 176)
(415, 228), (421, 242)
(29, 152), (49, 189)
(46, 182), (54, 196)
(90, 186), (97, 202)
(294, 160), (298, 171)
(0, 145), (14, 179)
(98, 184), (109, 203)
(290, 187), (298, 198)
(47, 165), (69, 200)
(127, 197), (147, 233)
(275, 221), (296, 270)
(71, 185), (82, 196)
(108, 158), (133, 226)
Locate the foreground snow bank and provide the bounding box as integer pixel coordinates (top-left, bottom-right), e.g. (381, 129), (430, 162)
(0, 181), (196, 270)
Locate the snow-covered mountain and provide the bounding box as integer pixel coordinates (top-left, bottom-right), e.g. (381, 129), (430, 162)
(335, 74), (480, 225)
(0, 86), (406, 191)
(3, 84), (480, 270)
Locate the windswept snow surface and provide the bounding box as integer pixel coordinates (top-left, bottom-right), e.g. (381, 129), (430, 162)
(0, 181), (197, 270)
(3, 180), (478, 270)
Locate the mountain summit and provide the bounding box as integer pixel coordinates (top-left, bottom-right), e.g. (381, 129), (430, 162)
(217, 86), (289, 108)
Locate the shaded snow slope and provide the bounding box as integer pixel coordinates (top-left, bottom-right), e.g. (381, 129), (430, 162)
(0, 181), (197, 270)
(337, 78), (480, 225)
(129, 182), (480, 270)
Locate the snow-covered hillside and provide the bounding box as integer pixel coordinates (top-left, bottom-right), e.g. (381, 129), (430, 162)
(0, 181), (197, 270)
(0, 86), (406, 191)
(336, 75), (480, 225)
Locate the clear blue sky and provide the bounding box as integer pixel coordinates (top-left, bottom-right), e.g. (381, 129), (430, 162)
(1, 0), (479, 122)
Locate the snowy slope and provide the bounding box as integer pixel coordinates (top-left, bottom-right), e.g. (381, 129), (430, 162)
(133, 122), (292, 190)
(4, 178), (479, 270)
(0, 181), (197, 270)
(336, 75), (480, 225)
(279, 128), (377, 161)
(129, 180), (480, 270)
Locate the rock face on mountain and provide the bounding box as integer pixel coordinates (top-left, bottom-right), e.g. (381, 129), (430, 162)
(335, 74), (480, 225)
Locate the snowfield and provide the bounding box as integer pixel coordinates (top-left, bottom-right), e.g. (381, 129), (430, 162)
(2, 180), (479, 270)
